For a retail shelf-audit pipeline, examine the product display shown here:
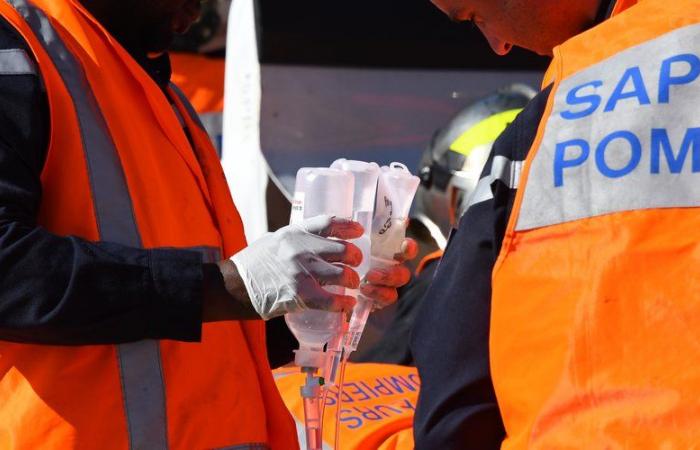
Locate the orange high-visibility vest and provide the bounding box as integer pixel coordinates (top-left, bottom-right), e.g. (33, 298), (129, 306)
(170, 52), (225, 155)
(274, 364), (419, 450)
(491, 0), (700, 448)
(0, 0), (297, 449)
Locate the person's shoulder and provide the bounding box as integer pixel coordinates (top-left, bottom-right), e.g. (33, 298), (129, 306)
(492, 84), (554, 162)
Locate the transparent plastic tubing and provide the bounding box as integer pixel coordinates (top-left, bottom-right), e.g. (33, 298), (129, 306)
(302, 369), (323, 450)
(334, 356), (349, 450)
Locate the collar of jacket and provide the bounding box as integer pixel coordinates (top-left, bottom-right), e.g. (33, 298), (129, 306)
(594, 0), (617, 25)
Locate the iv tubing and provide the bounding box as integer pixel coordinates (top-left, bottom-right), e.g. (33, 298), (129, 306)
(301, 368), (324, 450)
(334, 351), (350, 450)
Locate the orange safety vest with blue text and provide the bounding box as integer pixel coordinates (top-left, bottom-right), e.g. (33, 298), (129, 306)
(274, 363), (419, 450)
(0, 0), (297, 449)
(491, 0), (700, 447)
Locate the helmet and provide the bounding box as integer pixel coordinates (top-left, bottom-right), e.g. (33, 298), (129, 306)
(414, 83), (536, 243)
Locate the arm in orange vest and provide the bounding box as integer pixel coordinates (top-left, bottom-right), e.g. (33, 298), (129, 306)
(0, 20), (214, 345)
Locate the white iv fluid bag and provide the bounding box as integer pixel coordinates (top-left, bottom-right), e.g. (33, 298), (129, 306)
(286, 168), (354, 360)
(330, 159), (380, 279)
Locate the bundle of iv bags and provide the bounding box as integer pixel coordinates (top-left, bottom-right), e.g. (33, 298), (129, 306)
(286, 159), (420, 374)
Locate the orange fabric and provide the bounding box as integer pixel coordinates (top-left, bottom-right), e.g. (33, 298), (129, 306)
(170, 52), (225, 114)
(0, 1), (297, 449)
(540, 0), (639, 89)
(491, 0), (700, 448)
(275, 364), (419, 450)
(415, 250), (443, 276)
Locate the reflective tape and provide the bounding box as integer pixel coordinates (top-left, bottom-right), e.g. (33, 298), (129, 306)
(189, 246), (221, 263)
(0, 48), (35, 75)
(6, 1), (166, 448)
(169, 82), (209, 134)
(517, 23), (700, 231)
(116, 342), (168, 450)
(169, 83), (223, 155)
(200, 111), (224, 156)
(467, 155), (523, 207)
(449, 109), (522, 157)
(8, 0), (142, 246)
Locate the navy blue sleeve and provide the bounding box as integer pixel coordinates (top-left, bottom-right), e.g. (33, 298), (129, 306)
(0, 17), (206, 345)
(411, 85), (553, 450)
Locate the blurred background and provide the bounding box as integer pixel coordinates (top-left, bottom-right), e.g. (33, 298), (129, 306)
(171, 0), (547, 196)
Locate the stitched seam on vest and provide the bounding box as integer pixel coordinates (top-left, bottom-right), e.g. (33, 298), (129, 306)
(6, 1), (170, 449)
(0, 48), (35, 74)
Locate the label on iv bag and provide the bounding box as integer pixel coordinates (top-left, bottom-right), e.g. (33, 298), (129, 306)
(372, 195), (407, 260)
(290, 192), (305, 224)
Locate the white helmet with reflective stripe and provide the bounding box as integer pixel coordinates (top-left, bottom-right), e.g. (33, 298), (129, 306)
(414, 83), (536, 243)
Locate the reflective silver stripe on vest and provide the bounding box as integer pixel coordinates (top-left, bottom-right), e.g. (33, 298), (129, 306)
(467, 155), (523, 208)
(8, 0), (142, 244)
(0, 48), (35, 74)
(190, 246), (221, 263)
(116, 342), (168, 450)
(169, 82), (209, 134)
(6, 1), (166, 449)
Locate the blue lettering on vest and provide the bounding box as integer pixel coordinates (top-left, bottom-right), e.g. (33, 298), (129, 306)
(339, 409), (362, 429)
(386, 376), (417, 394)
(595, 131), (642, 178)
(604, 66), (651, 112)
(554, 139), (590, 187)
(651, 127), (700, 173)
(659, 54), (700, 104)
(561, 80), (603, 120)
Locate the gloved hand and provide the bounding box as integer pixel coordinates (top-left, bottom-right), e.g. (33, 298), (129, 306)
(231, 215), (364, 320)
(361, 238), (419, 309)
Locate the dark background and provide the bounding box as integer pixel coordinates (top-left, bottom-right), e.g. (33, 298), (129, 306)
(257, 0), (549, 70)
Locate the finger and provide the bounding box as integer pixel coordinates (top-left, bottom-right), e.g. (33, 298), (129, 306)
(299, 233), (363, 267)
(304, 215), (364, 240)
(304, 286), (357, 313)
(318, 240), (363, 267)
(360, 284), (398, 308)
(314, 263), (361, 289)
(365, 264), (411, 287)
(393, 238), (419, 262)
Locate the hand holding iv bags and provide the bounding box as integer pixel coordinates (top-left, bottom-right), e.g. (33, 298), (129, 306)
(283, 161), (419, 450)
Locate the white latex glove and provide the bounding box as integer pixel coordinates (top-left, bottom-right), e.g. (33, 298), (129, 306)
(231, 215), (364, 320)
